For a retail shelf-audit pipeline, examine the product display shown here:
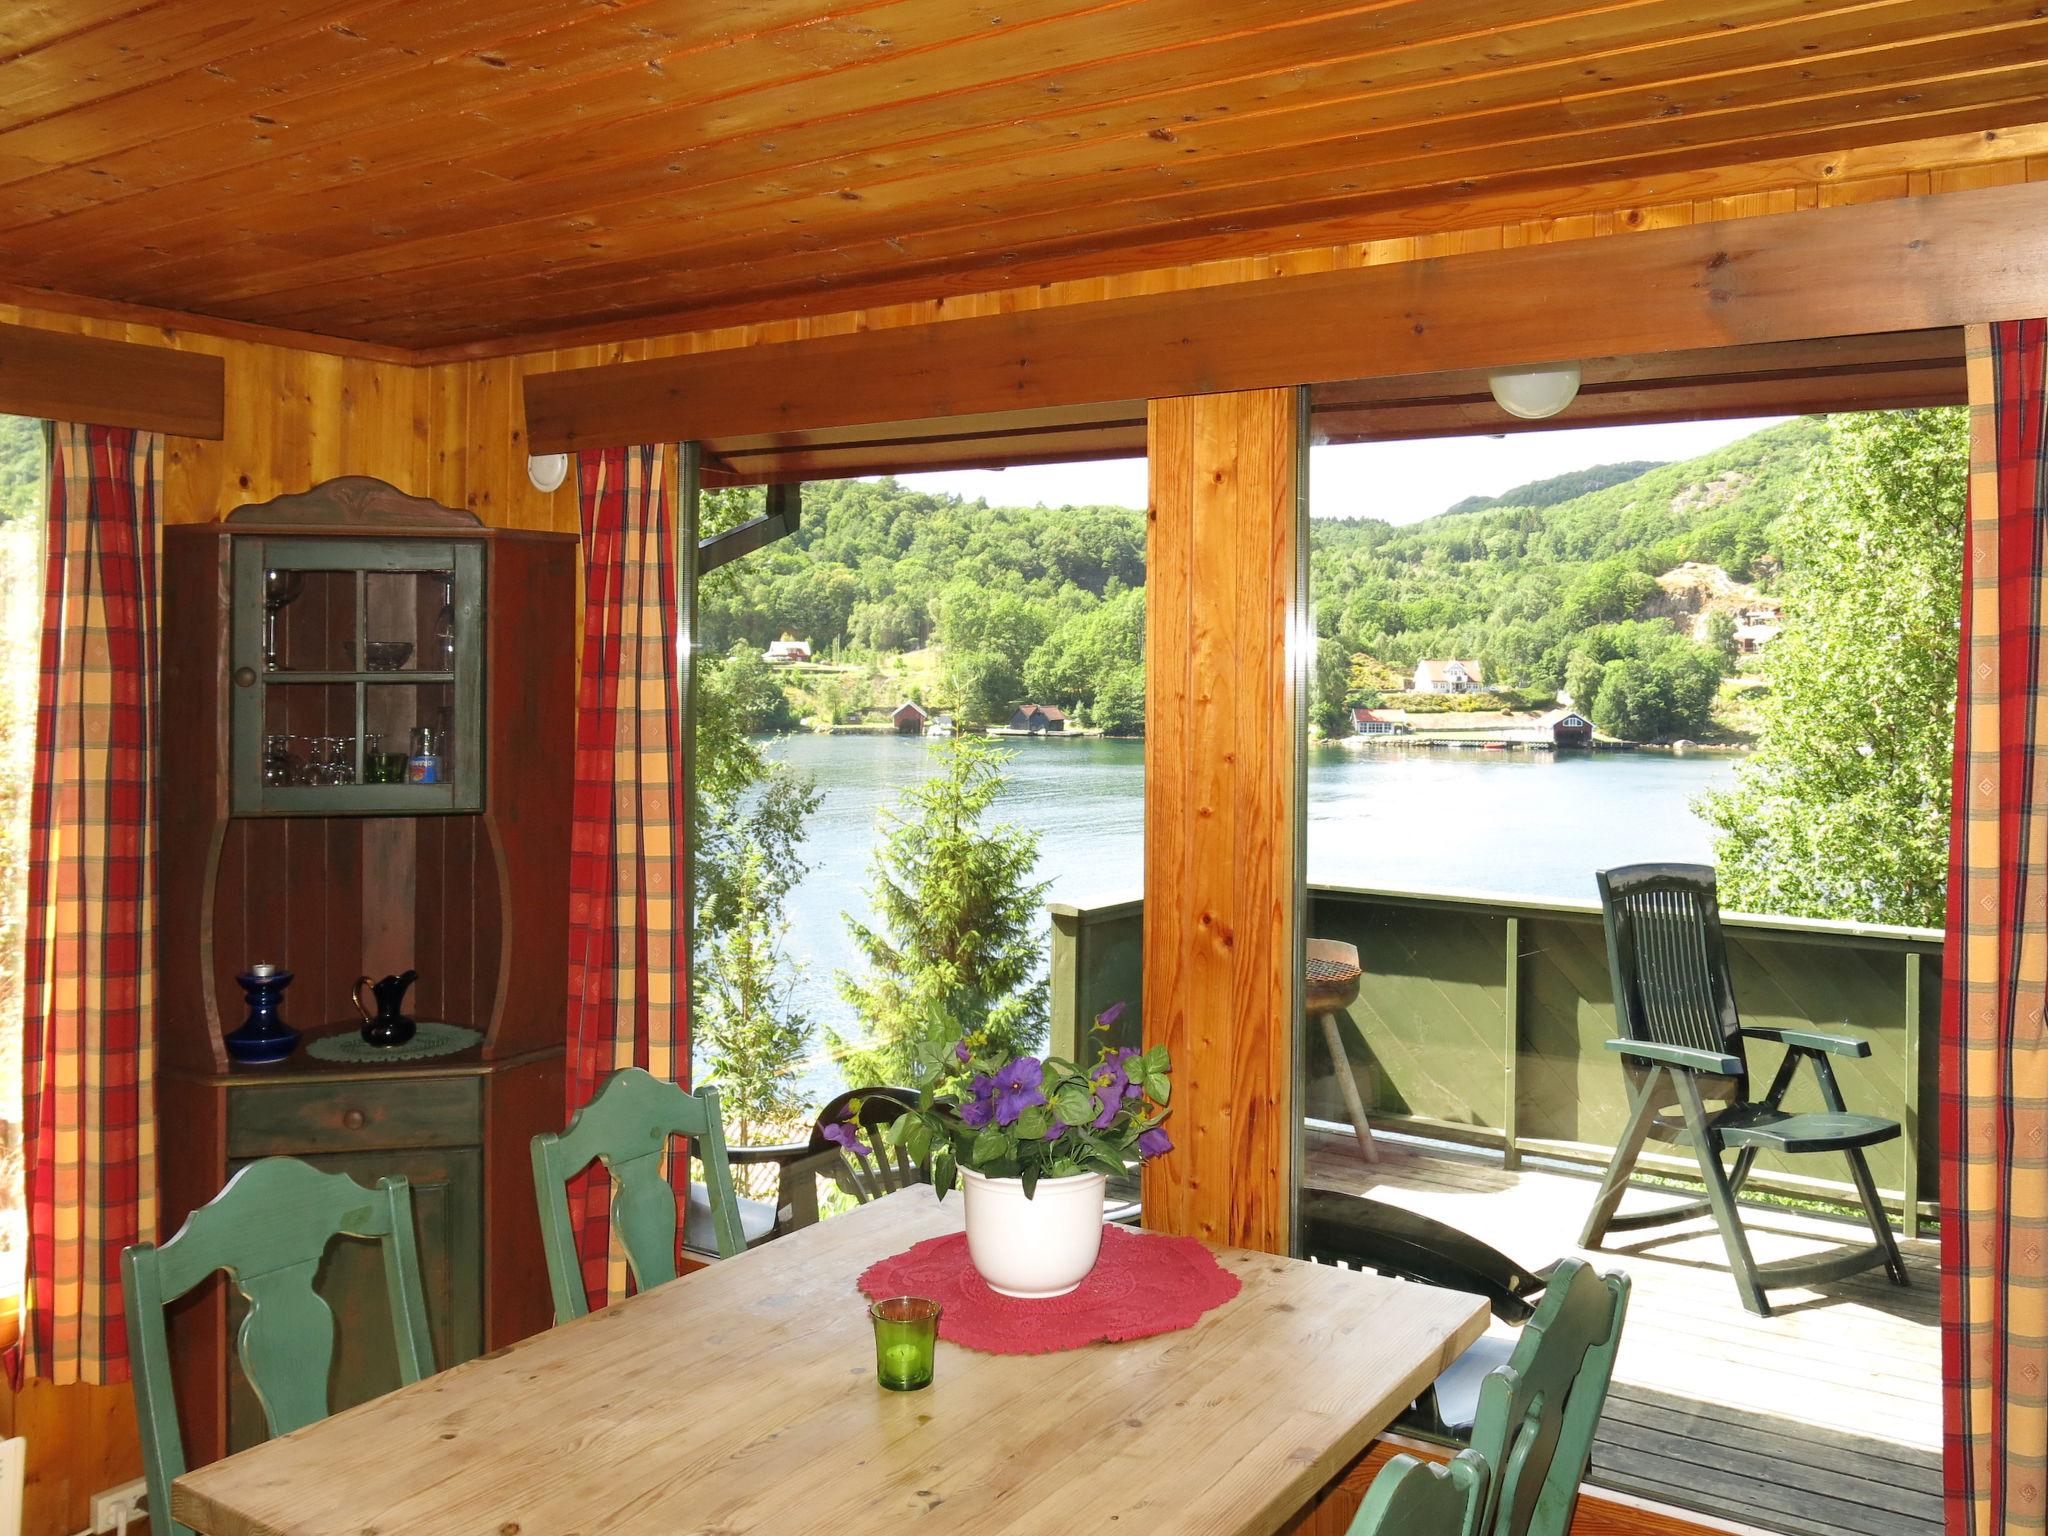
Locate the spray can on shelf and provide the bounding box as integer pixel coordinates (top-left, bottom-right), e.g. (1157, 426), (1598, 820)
(407, 725), (442, 784)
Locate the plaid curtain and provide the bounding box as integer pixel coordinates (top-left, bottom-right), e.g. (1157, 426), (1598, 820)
(1946, 319), (2048, 1536)
(564, 444), (685, 1308)
(19, 423), (160, 1385)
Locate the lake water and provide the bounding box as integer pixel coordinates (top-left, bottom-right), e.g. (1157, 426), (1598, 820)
(709, 733), (1739, 1100)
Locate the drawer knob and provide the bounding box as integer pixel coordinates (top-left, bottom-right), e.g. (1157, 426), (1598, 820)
(341, 1107), (367, 1130)
(233, 666), (258, 688)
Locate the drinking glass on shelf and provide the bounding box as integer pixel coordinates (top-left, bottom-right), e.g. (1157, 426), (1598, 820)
(261, 734), (297, 788)
(293, 737), (323, 786)
(261, 569), (305, 672)
(323, 735), (356, 785)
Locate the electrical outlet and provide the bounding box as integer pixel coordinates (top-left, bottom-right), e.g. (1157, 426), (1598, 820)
(88, 1477), (147, 1535)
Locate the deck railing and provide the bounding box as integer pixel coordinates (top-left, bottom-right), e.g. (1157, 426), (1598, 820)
(1048, 883), (1941, 1236)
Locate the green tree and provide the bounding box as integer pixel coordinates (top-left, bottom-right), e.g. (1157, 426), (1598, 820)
(1092, 665), (1145, 736)
(1312, 635), (1352, 736)
(834, 737), (1049, 1086)
(945, 648), (1019, 725)
(692, 644), (821, 1018)
(1590, 659), (1668, 741)
(1563, 650), (1605, 710)
(695, 845), (813, 1187)
(1700, 409), (1966, 926)
(1706, 609), (1739, 665)
(709, 642), (800, 733)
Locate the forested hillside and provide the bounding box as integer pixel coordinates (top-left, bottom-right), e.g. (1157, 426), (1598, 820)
(1442, 460), (1663, 516)
(0, 415), (43, 523)
(701, 417), (1828, 740)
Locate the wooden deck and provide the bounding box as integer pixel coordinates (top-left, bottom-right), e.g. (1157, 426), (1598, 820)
(1306, 1132), (1942, 1536)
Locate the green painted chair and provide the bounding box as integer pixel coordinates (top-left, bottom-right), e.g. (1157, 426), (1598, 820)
(1584, 863), (1909, 1317)
(122, 1158), (435, 1536)
(1347, 1257), (1629, 1536)
(531, 1067), (746, 1324)
(1349, 1451), (1490, 1536)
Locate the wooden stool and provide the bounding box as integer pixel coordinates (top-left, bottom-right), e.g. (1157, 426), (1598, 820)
(1307, 938), (1377, 1163)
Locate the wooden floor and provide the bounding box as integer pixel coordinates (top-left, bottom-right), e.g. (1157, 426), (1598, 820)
(1306, 1132), (1942, 1536)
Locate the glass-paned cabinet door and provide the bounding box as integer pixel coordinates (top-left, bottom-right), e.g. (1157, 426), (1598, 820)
(229, 537), (485, 814)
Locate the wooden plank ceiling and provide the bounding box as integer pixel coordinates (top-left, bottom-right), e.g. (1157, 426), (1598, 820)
(2, 1), (2045, 353)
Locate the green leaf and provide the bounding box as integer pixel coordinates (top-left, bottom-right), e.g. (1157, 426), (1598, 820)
(1020, 1165), (1040, 1199)
(906, 1121), (933, 1167)
(933, 1155), (956, 1199)
(970, 1127), (1008, 1167)
(1146, 1074), (1171, 1105)
(1016, 1103), (1053, 1139)
(1053, 1083), (1096, 1126)
(883, 1111), (913, 1148)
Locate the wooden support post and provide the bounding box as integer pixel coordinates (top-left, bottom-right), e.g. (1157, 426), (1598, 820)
(1902, 949), (1923, 1241)
(1503, 916), (1522, 1171)
(1141, 387), (1307, 1254)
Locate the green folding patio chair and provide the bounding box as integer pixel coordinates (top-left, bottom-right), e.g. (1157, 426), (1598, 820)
(122, 1158), (435, 1536)
(531, 1067), (746, 1324)
(1583, 862), (1909, 1317)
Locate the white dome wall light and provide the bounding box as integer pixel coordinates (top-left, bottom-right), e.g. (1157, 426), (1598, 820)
(526, 452), (570, 493)
(1488, 363), (1582, 421)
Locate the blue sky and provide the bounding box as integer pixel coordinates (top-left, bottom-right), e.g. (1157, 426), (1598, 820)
(894, 415), (1793, 526)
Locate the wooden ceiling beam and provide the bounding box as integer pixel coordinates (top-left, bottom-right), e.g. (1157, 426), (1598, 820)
(1312, 366), (1963, 443)
(690, 331), (1959, 481)
(522, 180), (2043, 452)
(0, 319), (225, 438)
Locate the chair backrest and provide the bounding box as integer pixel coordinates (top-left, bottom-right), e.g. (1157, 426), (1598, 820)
(122, 1158), (434, 1536)
(1596, 863), (1747, 1092)
(1348, 1450), (1490, 1536)
(1468, 1258), (1631, 1536)
(530, 1067), (744, 1324)
(810, 1086), (923, 1203)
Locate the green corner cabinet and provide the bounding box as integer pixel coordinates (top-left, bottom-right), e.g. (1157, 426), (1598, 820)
(158, 477), (576, 1469)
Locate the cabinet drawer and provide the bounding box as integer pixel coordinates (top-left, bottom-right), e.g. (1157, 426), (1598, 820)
(228, 1075), (482, 1156)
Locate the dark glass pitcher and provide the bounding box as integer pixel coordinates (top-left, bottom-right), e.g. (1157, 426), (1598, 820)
(353, 970), (419, 1048)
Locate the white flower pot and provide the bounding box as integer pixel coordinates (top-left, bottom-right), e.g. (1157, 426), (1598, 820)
(959, 1168), (1108, 1298)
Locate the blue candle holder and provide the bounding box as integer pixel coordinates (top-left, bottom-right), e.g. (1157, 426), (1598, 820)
(226, 963), (299, 1065)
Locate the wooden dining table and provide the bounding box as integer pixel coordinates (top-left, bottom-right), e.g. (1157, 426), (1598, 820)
(173, 1189), (1489, 1536)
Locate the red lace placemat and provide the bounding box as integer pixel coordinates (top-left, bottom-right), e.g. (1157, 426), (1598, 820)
(857, 1224), (1243, 1355)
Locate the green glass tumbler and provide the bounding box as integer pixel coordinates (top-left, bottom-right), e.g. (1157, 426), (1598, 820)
(870, 1296), (941, 1391)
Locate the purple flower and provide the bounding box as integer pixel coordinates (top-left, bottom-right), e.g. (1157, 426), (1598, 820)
(953, 1038), (972, 1064)
(959, 1072), (999, 1129)
(822, 1120), (871, 1158)
(1091, 1084), (1121, 1130)
(991, 1057), (1046, 1127)
(1096, 1001), (1127, 1030)
(1043, 1117), (1069, 1142)
(1137, 1126), (1173, 1159)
